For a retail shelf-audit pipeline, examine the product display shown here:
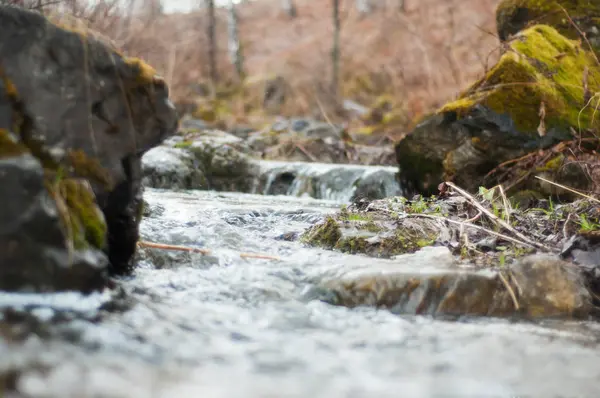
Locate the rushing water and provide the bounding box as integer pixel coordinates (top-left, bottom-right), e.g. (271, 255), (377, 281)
(256, 160), (402, 202)
(2, 188), (600, 398)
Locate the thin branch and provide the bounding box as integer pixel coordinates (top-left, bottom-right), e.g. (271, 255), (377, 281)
(535, 175), (600, 203)
(445, 182), (549, 250)
(138, 240), (211, 254)
(137, 240), (282, 261)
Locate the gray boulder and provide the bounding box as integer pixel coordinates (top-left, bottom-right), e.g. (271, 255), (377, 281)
(0, 5), (177, 288)
(142, 146), (206, 190)
(143, 129), (258, 192)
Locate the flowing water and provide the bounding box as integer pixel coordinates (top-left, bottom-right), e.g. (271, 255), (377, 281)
(256, 160), (402, 201)
(2, 188), (600, 398)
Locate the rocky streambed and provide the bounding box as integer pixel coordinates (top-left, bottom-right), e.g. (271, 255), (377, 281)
(2, 188), (600, 398)
(3, 1), (600, 397)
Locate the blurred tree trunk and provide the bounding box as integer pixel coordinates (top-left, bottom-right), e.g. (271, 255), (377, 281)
(227, 0), (245, 80)
(331, 0), (340, 100)
(206, 0), (218, 86)
(281, 0), (297, 18)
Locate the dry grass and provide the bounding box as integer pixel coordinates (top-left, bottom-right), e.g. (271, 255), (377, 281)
(30, 0), (501, 135)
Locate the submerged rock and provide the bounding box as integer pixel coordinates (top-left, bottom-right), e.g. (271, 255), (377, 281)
(316, 248), (591, 319)
(0, 6), (177, 289)
(395, 23), (599, 196)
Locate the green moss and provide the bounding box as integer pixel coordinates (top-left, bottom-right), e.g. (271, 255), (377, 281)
(383, 230), (437, 256)
(174, 140), (193, 149)
(0, 129), (27, 158)
(124, 57), (158, 86)
(54, 179), (107, 250)
(440, 24), (600, 134)
(335, 236), (369, 254)
(0, 67), (18, 100)
(66, 149), (113, 189)
(536, 153), (565, 171)
(301, 217), (342, 248)
(364, 221), (383, 233)
(341, 212), (373, 222)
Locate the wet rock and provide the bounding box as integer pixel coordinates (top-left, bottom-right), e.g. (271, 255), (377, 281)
(317, 248), (591, 319)
(142, 129), (258, 192)
(395, 24), (599, 196)
(275, 231), (299, 241)
(350, 169), (401, 201)
(302, 211), (439, 258)
(0, 153), (107, 292)
(0, 6), (177, 279)
(142, 146), (206, 190)
(144, 127), (402, 200)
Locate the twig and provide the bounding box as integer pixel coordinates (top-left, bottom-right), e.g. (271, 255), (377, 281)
(498, 271), (520, 311)
(497, 184), (512, 226)
(563, 213), (573, 240)
(400, 213), (538, 250)
(137, 240), (281, 261)
(558, 5), (600, 67)
(137, 240), (211, 255)
(535, 175), (600, 203)
(240, 253), (281, 261)
(294, 143), (318, 162)
(465, 210), (483, 223)
(445, 182), (548, 250)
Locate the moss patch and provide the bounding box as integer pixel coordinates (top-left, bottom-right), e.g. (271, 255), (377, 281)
(440, 24), (600, 135)
(302, 217), (342, 249)
(0, 129), (27, 158)
(65, 149), (113, 189)
(53, 178), (107, 250)
(302, 205), (439, 258)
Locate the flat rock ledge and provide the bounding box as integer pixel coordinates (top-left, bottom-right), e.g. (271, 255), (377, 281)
(302, 188), (600, 320)
(308, 247), (591, 319)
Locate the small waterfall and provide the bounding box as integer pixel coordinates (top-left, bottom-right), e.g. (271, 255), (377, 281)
(255, 160), (404, 202)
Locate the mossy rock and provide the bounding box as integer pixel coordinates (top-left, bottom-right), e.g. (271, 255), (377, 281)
(496, 0), (600, 52)
(396, 24), (600, 195)
(302, 217), (342, 249)
(441, 24), (600, 135)
(2, 129), (108, 253)
(302, 213), (438, 258)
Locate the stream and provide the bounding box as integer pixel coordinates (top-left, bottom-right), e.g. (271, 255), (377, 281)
(2, 187), (600, 397)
